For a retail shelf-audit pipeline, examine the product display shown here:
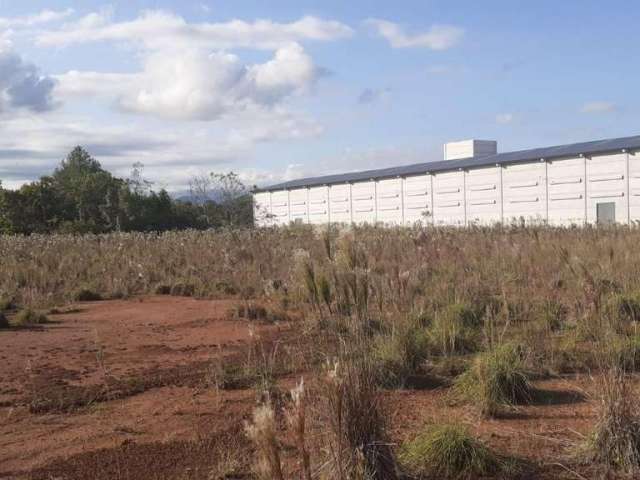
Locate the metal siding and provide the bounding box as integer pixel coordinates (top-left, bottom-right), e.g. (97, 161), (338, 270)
(329, 184), (351, 223)
(351, 181), (376, 224)
(289, 188), (308, 223)
(630, 152), (640, 223)
(270, 190), (289, 225)
(308, 186), (329, 225)
(586, 153), (627, 224)
(546, 157), (586, 226)
(465, 165), (501, 225)
(433, 170), (465, 226)
(502, 161), (546, 224)
(376, 178), (403, 225)
(403, 174), (431, 225)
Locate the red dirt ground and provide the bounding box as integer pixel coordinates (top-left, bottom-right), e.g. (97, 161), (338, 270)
(0, 296), (625, 479)
(0, 296), (288, 478)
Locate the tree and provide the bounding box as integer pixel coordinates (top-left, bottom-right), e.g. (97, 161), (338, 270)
(52, 146), (119, 232)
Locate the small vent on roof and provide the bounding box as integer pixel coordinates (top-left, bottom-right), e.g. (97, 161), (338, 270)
(444, 139), (497, 160)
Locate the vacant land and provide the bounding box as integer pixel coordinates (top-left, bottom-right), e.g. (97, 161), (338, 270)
(3, 226), (640, 479)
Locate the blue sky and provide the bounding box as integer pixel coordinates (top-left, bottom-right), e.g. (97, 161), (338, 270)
(0, 1), (638, 191)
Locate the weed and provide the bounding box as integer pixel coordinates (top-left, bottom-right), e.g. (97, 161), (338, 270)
(245, 400), (284, 480)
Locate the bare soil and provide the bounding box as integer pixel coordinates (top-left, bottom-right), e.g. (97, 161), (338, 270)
(0, 296), (621, 479)
(0, 296), (287, 478)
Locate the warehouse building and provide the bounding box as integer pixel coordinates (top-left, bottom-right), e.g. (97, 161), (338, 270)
(253, 134), (640, 227)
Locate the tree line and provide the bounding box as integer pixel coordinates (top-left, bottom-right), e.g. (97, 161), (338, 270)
(0, 146), (254, 234)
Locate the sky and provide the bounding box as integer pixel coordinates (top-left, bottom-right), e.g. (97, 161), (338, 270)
(0, 0), (639, 192)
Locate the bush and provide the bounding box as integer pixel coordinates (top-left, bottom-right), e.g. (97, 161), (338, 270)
(399, 423), (505, 479)
(14, 308), (50, 326)
(74, 288), (103, 302)
(454, 343), (532, 417)
(428, 303), (480, 356)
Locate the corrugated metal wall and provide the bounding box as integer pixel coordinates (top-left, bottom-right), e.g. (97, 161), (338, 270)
(254, 152), (639, 227)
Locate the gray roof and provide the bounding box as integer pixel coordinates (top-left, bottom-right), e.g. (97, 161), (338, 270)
(254, 134), (640, 192)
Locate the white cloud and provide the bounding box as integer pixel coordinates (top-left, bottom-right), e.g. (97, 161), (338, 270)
(55, 43), (319, 121)
(37, 10), (353, 50)
(366, 19), (463, 49)
(496, 113), (514, 124)
(580, 101), (616, 114)
(0, 106), (323, 191)
(0, 8), (73, 29)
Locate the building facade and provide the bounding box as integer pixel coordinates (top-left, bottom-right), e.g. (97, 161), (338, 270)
(253, 135), (640, 227)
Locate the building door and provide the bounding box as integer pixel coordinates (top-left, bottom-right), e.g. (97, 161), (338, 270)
(596, 202), (615, 225)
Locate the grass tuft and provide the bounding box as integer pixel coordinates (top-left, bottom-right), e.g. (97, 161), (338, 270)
(454, 343), (532, 417)
(398, 423), (506, 479)
(585, 364), (640, 474)
(14, 308), (50, 326)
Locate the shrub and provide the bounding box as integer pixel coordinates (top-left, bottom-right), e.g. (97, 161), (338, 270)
(14, 308), (50, 326)
(428, 303), (480, 356)
(398, 423), (505, 479)
(454, 343), (532, 417)
(73, 288), (103, 302)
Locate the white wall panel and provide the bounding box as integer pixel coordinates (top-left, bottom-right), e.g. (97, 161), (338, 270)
(288, 188), (308, 223)
(351, 181), (376, 224)
(270, 190), (290, 225)
(403, 174), (431, 225)
(376, 178), (403, 225)
(253, 192), (271, 226)
(547, 157), (586, 226)
(502, 162), (546, 224)
(329, 184), (351, 223)
(308, 186), (329, 225)
(432, 171), (465, 226)
(465, 166), (501, 225)
(586, 153), (627, 224)
(630, 152), (640, 223)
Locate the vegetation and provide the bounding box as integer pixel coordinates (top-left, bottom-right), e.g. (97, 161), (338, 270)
(454, 343), (532, 417)
(399, 423), (506, 479)
(0, 146), (254, 235)
(14, 308), (49, 326)
(6, 224), (640, 477)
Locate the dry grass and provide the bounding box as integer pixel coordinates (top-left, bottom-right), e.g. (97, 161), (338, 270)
(7, 225), (640, 477)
